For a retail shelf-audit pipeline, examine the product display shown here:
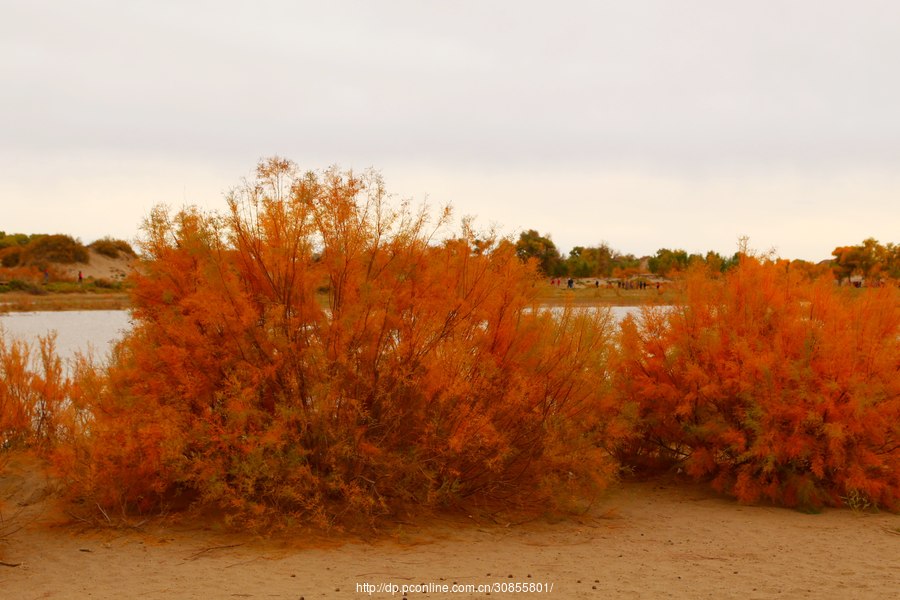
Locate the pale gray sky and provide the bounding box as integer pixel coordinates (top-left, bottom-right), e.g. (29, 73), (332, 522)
(2, 0), (898, 260)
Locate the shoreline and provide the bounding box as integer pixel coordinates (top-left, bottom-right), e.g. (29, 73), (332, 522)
(0, 287), (671, 313)
(0, 292), (131, 313)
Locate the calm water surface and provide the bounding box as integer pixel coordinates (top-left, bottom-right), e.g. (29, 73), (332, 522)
(0, 306), (648, 364)
(0, 310), (132, 362)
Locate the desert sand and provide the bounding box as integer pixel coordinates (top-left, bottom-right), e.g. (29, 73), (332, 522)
(58, 249), (133, 282)
(2, 455), (898, 600)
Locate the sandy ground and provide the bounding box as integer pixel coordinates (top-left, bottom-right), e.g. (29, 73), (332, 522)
(58, 250), (133, 282)
(1, 456), (898, 600)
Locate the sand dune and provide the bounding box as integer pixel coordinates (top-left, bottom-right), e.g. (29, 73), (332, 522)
(57, 249), (134, 282)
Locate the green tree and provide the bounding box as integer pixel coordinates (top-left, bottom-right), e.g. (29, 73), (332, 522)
(611, 252), (641, 275)
(647, 248), (689, 276)
(515, 229), (565, 276)
(700, 251), (739, 274)
(565, 243), (621, 277)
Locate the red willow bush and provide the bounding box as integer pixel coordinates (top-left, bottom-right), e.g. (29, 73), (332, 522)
(57, 159), (622, 526)
(615, 257), (900, 510)
(0, 334), (70, 454)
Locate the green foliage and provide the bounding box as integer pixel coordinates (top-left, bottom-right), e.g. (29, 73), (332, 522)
(22, 235), (88, 265)
(0, 232), (34, 250)
(647, 248), (740, 278)
(3, 280), (44, 294)
(647, 248), (689, 276)
(0, 233), (95, 272)
(91, 278), (120, 290)
(566, 244), (639, 278)
(703, 250), (740, 274)
(515, 229), (565, 276)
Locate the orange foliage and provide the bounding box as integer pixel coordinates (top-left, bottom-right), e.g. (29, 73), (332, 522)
(0, 333), (71, 456)
(0, 265), (43, 283)
(615, 257), (900, 510)
(61, 160), (621, 526)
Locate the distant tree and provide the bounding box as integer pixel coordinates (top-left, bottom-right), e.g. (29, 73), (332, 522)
(786, 259), (832, 281)
(566, 246), (593, 277)
(565, 243), (622, 278)
(832, 238), (893, 282)
(884, 243), (900, 279)
(647, 248), (689, 277)
(702, 251), (740, 275)
(612, 265), (643, 280)
(515, 229), (565, 276)
(611, 252), (641, 275)
(703, 251), (724, 274)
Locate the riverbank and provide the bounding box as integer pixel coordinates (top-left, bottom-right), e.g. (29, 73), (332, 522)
(0, 291), (130, 313)
(0, 281), (677, 313)
(536, 282), (678, 306)
(0, 246), (133, 312)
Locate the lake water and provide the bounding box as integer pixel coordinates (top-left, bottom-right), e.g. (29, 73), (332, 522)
(0, 310), (133, 363)
(560, 306), (643, 321)
(0, 306), (647, 365)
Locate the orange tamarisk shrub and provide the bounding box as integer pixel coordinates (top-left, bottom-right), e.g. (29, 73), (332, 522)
(59, 159), (622, 526)
(615, 257), (900, 510)
(0, 333), (69, 454)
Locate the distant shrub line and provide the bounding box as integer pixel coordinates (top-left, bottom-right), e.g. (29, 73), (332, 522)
(0, 233), (134, 288)
(88, 237), (136, 259)
(0, 232), (134, 270)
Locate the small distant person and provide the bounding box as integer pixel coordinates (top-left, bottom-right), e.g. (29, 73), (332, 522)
(43, 269), (49, 284)
(567, 278), (574, 289)
(78, 271), (84, 285)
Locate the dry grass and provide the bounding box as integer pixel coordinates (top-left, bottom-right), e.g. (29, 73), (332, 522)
(0, 292), (130, 313)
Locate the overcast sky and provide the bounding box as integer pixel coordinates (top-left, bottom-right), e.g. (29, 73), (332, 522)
(2, 0), (898, 260)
